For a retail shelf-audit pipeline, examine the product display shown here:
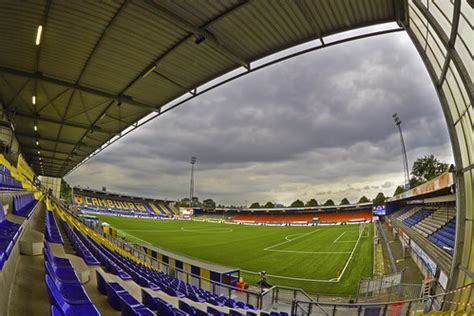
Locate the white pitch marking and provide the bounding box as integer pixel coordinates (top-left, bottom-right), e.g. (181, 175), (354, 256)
(334, 226), (365, 282)
(121, 232), (152, 245)
(333, 231), (357, 243)
(285, 233), (305, 241)
(264, 230), (320, 251)
(240, 269), (339, 283)
(180, 227), (233, 233)
(266, 249), (351, 254)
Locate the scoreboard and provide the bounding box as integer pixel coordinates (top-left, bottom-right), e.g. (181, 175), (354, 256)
(373, 204), (386, 215)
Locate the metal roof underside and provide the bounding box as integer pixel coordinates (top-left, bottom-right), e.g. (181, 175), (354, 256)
(0, 0), (403, 177)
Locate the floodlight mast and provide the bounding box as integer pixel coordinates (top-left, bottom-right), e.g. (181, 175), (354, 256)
(393, 113), (410, 189)
(190, 157), (196, 209)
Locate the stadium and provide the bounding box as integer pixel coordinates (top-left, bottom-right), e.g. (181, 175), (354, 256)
(0, 1), (472, 315)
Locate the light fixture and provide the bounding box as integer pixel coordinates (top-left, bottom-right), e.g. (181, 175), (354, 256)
(35, 25), (43, 45)
(142, 65), (157, 78)
(36, 140), (39, 146)
(195, 34), (206, 44)
(32, 95), (36, 104)
(34, 124), (38, 131)
(39, 157), (41, 161)
(37, 150), (40, 154)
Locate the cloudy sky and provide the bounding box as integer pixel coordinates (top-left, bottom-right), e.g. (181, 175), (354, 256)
(66, 23), (453, 206)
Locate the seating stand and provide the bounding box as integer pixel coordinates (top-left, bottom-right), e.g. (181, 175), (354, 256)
(19, 229), (44, 256)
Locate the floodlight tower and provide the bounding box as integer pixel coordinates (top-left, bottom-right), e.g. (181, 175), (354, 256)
(393, 113), (410, 189)
(190, 156), (196, 209)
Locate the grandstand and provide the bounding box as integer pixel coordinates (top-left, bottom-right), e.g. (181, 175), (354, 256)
(73, 187), (177, 218)
(230, 210), (372, 224)
(0, 0), (472, 315)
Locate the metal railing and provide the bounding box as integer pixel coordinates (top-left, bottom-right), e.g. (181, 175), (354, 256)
(102, 228), (262, 308)
(261, 285), (329, 314)
(292, 283), (474, 315)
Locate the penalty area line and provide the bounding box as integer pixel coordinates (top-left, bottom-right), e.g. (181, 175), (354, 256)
(333, 231), (357, 243)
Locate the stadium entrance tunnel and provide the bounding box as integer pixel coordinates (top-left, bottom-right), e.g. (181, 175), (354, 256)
(0, 0), (472, 311)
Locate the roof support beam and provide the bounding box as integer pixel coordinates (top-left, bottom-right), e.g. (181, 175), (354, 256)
(33, 160), (74, 167)
(146, 1), (249, 69)
(59, 0), (252, 177)
(28, 155), (76, 163)
(0, 66), (158, 111)
(15, 131), (95, 149)
(22, 146), (72, 156)
(11, 110), (117, 134)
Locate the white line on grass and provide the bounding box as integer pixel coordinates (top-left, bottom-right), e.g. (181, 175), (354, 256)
(124, 227), (233, 233)
(256, 226), (365, 282)
(333, 231), (357, 243)
(121, 232), (152, 245)
(180, 227), (233, 233)
(285, 233), (306, 241)
(264, 230), (320, 251)
(334, 227), (364, 282)
(266, 249), (351, 254)
(239, 269), (339, 282)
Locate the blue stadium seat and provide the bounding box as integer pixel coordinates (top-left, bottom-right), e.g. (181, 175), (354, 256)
(45, 275), (99, 316)
(428, 218), (456, 256)
(178, 300), (196, 315)
(106, 282), (128, 310)
(96, 270), (108, 295)
(50, 305), (63, 316)
(0, 201), (24, 270)
(45, 260), (81, 284)
(12, 194), (37, 218)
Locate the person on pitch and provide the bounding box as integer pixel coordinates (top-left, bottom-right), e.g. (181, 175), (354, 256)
(257, 271), (272, 288)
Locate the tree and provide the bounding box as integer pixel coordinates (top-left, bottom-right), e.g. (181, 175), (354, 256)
(202, 198), (216, 209)
(191, 197), (201, 207)
(177, 197), (190, 207)
(290, 200), (304, 207)
(373, 192), (386, 205)
(409, 177), (423, 188)
(323, 199), (335, 206)
(305, 199), (319, 207)
(340, 198), (350, 205)
(393, 185), (405, 196)
(358, 196), (370, 203)
(249, 202), (260, 208)
(264, 201), (275, 208)
(411, 154), (449, 185)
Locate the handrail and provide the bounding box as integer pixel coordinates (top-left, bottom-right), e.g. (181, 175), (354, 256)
(376, 221), (397, 273)
(294, 281), (474, 307)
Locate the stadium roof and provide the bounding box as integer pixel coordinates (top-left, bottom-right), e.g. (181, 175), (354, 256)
(0, 0), (405, 177)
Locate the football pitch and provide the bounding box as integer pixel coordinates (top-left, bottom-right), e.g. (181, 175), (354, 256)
(93, 215), (374, 295)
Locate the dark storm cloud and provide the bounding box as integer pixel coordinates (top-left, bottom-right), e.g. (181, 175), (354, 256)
(66, 27), (453, 205)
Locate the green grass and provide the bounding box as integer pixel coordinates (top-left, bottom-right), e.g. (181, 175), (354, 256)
(94, 215), (373, 295)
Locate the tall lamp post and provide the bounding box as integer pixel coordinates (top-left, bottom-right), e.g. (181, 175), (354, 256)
(392, 113), (410, 189)
(190, 156), (196, 209)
